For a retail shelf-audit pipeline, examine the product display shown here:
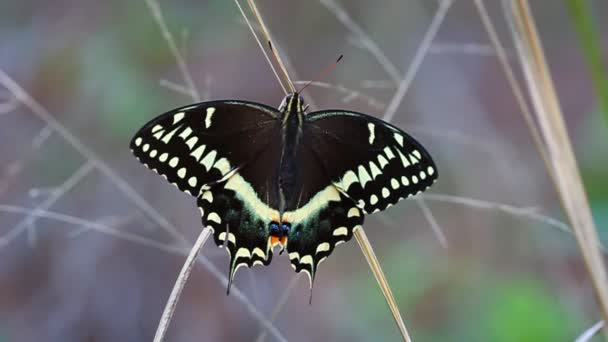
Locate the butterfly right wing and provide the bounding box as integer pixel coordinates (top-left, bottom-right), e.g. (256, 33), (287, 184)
(130, 100), (279, 197)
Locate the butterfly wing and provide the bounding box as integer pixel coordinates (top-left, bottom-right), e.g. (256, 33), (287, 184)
(130, 100), (279, 196)
(131, 100), (283, 292)
(281, 132), (365, 287)
(306, 110), (438, 214)
(197, 140), (284, 292)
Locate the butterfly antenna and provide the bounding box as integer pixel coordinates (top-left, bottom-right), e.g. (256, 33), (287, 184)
(298, 55), (343, 94)
(244, 0), (297, 93)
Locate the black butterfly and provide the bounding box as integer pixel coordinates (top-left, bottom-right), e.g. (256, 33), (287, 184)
(130, 92), (437, 293)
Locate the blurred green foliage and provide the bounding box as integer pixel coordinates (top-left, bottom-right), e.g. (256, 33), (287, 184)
(565, 0), (608, 124)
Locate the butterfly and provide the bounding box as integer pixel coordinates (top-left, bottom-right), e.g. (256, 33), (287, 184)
(130, 92), (437, 293)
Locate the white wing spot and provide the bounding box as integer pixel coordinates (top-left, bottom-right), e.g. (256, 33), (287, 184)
(384, 147), (395, 160)
(427, 166), (435, 175)
(200, 150), (217, 171)
(159, 153), (168, 162)
(409, 154), (419, 165)
(253, 248), (265, 258)
(213, 158), (231, 175)
(185, 136), (198, 150)
(391, 178), (400, 190)
(370, 194), (378, 205)
(177, 167), (187, 178)
(369, 161), (382, 179)
(340, 170), (359, 191)
(347, 208), (360, 217)
(188, 176), (197, 188)
(333, 227), (348, 236)
(401, 176), (409, 186)
(358, 165), (372, 188)
(419, 171), (426, 180)
(202, 191), (213, 202)
(169, 157), (179, 168)
(149, 149), (157, 158)
(161, 126), (180, 143)
(413, 150), (421, 159)
(142, 144), (150, 152)
(235, 248), (251, 259)
(173, 112), (185, 124)
(394, 133), (404, 146)
(398, 150), (411, 168)
(207, 212), (222, 224)
(289, 252), (300, 261)
(205, 107), (215, 128)
(152, 125), (163, 133)
(316, 243), (330, 254)
(190, 145), (206, 161)
(134, 137), (142, 146)
(378, 154), (389, 168)
(368, 123), (376, 145)
(382, 187), (390, 198)
(179, 127), (193, 140)
(300, 255), (313, 266)
(412, 175), (419, 184)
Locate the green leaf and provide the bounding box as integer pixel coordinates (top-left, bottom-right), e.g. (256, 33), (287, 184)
(565, 0), (608, 124)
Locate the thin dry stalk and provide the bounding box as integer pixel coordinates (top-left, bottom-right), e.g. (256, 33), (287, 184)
(144, 0), (200, 101)
(153, 228), (212, 342)
(504, 0), (608, 328)
(576, 321), (604, 342)
(354, 228), (412, 342)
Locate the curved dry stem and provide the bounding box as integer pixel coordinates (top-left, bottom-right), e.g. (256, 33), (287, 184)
(383, 0), (454, 122)
(154, 228), (212, 342)
(144, 0), (200, 101)
(503, 0), (608, 326)
(354, 228), (412, 342)
(575, 320), (604, 342)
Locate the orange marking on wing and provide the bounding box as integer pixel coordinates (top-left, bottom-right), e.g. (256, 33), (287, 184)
(270, 236), (280, 245)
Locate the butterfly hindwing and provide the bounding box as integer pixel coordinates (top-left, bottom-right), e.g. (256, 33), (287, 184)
(284, 188), (364, 286)
(198, 177), (275, 292)
(307, 110), (438, 214)
(130, 101), (279, 196)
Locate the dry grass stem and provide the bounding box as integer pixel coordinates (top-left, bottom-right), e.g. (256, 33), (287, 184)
(144, 0), (200, 101)
(1, 161), (94, 247)
(415, 199), (448, 248)
(354, 228), (412, 342)
(473, 0), (556, 187)
(382, 0), (454, 122)
(254, 275), (301, 342)
(0, 70), (189, 246)
(233, 0), (288, 95)
(576, 320), (604, 342)
(504, 0), (608, 327)
(153, 228), (212, 342)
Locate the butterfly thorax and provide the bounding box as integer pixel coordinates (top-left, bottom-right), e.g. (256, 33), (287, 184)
(277, 93), (305, 217)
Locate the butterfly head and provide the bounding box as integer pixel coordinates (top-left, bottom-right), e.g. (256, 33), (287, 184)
(278, 93), (305, 114)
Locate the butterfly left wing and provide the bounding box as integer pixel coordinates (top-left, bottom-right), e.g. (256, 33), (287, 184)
(130, 100), (278, 197)
(306, 110), (438, 214)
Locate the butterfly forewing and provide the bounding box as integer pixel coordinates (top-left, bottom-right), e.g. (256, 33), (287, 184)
(307, 110), (437, 214)
(130, 101), (279, 196)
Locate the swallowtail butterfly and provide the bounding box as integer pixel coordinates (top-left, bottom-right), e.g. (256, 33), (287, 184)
(130, 92), (437, 293)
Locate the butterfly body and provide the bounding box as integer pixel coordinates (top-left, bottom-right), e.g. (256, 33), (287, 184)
(130, 92), (437, 292)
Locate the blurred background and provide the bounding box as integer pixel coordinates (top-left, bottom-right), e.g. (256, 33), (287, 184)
(1, 0), (607, 341)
